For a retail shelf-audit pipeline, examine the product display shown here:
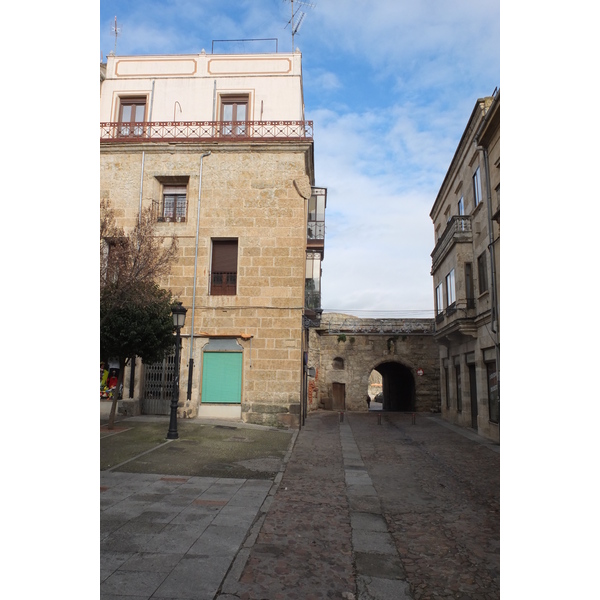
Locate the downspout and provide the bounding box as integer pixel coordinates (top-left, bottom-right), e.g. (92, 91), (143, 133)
(138, 81), (155, 224)
(478, 144), (500, 419)
(138, 152), (145, 224)
(475, 91), (500, 426)
(187, 151), (212, 400)
(212, 80), (217, 137)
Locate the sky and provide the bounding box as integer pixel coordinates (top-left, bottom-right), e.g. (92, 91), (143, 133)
(99, 0), (500, 318)
(4, 3), (600, 591)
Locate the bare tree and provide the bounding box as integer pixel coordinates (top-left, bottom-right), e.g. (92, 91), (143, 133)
(100, 200), (178, 324)
(100, 200), (179, 428)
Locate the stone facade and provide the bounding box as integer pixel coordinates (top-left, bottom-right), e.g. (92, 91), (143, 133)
(306, 314), (439, 414)
(429, 90), (500, 442)
(100, 52), (325, 428)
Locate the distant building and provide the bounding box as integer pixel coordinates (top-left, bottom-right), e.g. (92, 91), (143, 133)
(306, 313), (439, 415)
(429, 90), (500, 442)
(100, 50), (326, 428)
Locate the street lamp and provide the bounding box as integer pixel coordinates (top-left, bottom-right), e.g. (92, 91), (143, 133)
(167, 302), (187, 440)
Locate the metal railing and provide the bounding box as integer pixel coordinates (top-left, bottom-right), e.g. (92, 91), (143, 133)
(210, 272), (237, 295)
(101, 120), (313, 143)
(307, 221), (325, 240)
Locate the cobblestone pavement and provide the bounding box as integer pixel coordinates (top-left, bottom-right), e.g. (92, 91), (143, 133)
(219, 411), (356, 600)
(348, 412), (500, 600)
(220, 411), (499, 600)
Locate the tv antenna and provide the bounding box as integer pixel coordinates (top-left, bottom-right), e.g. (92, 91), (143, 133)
(111, 16), (121, 55)
(284, 1), (315, 51)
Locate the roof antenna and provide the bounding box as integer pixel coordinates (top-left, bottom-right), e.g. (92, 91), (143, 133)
(111, 16), (121, 55)
(284, 0), (315, 52)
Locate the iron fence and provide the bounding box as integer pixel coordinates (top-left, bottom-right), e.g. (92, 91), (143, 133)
(101, 120), (313, 142)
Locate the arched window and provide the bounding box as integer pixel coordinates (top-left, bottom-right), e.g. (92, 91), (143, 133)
(332, 357), (344, 370)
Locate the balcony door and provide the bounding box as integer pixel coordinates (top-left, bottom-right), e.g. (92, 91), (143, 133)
(119, 98), (146, 137)
(221, 96), (248, 136)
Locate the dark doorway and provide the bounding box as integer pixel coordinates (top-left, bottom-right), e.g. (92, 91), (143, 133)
(469, 364), (478, 429)
(375, 362), (415, 411)
(332, 382), (346, 411)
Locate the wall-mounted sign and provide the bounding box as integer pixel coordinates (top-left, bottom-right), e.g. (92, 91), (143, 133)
(416, 368), (424, 376)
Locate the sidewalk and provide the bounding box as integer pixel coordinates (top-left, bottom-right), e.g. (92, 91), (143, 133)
(101, 411), (499, 599)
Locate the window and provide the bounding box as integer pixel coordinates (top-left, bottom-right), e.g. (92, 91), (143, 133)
(308, 189), (326, 239)
(160, 185), (187, 222)
(435, 283), (444, 315)
(119, 97), (146, 137)
(220, 95), (248, 136)
(465, 263), (474, 308)
(305, 252), (322, 309)
(332, 357), (345, 370)
(477, 253), (488, 294)
(446, 269), (456, 306)
(473, 166), (482, 207)
(458, 196), (464, 215)
(211, 240), (238, 295)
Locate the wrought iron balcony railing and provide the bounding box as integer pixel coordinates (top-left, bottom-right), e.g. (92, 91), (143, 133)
(210, 272), (237, 296)
(101, 120), (313, 143)
(307, 221), (325, 240)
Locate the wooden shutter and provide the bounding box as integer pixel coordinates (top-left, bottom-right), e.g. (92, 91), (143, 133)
(211, 240), (238, 295)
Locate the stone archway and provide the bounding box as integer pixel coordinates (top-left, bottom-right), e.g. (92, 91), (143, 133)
(374, 361), (415, 411)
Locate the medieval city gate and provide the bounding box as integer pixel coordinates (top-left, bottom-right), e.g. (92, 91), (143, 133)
(306, 314), (440, 413)
(374, 360), (415, 411)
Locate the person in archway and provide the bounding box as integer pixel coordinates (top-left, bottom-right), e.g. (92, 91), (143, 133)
(366, 394), (371, 410)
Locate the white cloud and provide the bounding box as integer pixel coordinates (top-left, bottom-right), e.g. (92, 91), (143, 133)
(99, 0), (498, 315)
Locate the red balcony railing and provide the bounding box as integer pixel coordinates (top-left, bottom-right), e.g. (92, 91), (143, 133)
(100, 120), (313, 143)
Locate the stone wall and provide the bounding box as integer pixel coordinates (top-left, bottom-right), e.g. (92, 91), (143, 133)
(101, 142), (314, 428)
(307, 314), (440, 413)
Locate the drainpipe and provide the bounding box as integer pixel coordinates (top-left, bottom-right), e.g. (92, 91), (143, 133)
(187, 151), (211, 400)
(478, 144), (500, 419)
(212, 80), (217, 137)
(138, 81), (155, 224)
(138, 152), (145, 224)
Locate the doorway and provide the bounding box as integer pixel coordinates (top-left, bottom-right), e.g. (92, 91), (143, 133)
(332, 382), (345, 411)
(469, 364), (478, 429)
(142, 351), (176, 415)
(374, 361), (415, 411)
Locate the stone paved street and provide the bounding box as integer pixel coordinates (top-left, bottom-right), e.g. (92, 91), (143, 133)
(219, 411), (499, 600)
(348, 413), (499, 600)
(100, 411), (499, 599)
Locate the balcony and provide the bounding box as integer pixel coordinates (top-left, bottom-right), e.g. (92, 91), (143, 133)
(210, 272), (237, 296)
(431, 216), (472, 273)
(305, 290), (321, 312)
(100, 120), (313, 143)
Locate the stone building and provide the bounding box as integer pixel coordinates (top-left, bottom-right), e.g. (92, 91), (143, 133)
(429, 90), (500, 442)
(306, 313), (439, 414)
(100, 50), (326, 428)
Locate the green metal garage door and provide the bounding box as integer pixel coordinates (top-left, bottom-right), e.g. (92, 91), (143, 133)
(201, 352), (242, 404)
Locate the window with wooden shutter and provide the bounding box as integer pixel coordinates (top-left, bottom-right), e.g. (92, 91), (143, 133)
(211, 240), (238, 295)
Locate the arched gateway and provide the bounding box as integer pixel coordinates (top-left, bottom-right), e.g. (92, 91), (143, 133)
(306, 314), (439, 413)
(373, 361), (416, 411)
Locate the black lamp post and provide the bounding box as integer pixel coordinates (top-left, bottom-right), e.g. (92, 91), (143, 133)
(167, 302), (187, 440)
